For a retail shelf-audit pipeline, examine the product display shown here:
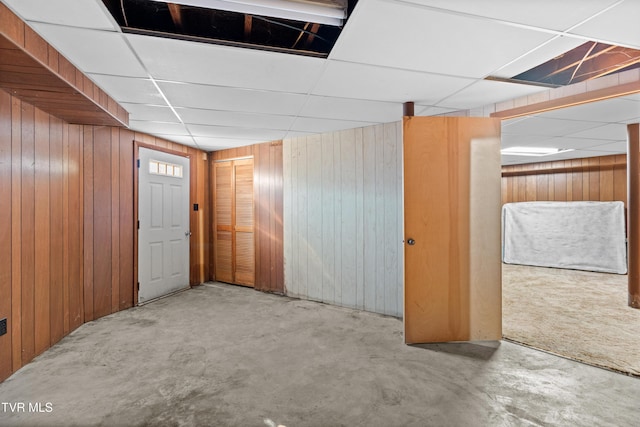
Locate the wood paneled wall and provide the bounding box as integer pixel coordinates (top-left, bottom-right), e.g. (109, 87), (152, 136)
(211, 142), (284, 293)
(501, 154), (627, 206)
(283, 123), (404, 317)
(254, 142), (284, 293)
(0, 90), (209, 383)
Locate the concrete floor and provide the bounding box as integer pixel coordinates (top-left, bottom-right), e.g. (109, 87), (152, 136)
(1, 284), (639, 427)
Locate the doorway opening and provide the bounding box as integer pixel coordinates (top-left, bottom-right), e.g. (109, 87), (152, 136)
(499, 96), (640, 376)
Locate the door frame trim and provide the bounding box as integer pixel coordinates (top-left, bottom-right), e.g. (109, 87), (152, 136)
(133, 141), (192, 305)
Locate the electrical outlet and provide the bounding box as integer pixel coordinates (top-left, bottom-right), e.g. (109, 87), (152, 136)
(0, 318), (6, 336)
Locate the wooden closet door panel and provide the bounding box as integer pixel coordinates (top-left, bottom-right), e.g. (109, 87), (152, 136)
(235, 232), (255, 286)
(234, 160), (254, 229)
(215, 231), (233, 283)
(214, 162), (233, 282)
(234, 159), (255, 286)
(215, 163), (232, 228)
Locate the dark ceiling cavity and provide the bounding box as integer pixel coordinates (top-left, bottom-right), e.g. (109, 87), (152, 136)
(101, 0), (358, 57)
(508, 41), (640, 87)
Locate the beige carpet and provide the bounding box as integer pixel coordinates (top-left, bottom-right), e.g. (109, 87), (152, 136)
(502, 263), (640, 376)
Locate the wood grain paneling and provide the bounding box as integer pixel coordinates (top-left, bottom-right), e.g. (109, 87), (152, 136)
(119, 129), (134, 310)
(34, 107), (50, 356)
(0, 89), (12, 381)
(284, 123), (403, 317)
(83, 127), (94, 322)
(628, 124), (640, 308)
(1, 91), (210, 383)
(92, 127), (112, 319)
(21, 101), (36, 364)
(67, 125), (83, 330)
(0, 3), (128, 127)
(49, 116), (64, 345)
(502, 154), (628, 206)
(212, 142), (283, 293)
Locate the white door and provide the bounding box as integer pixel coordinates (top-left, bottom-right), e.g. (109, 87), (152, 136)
(138, 147), (190, 304)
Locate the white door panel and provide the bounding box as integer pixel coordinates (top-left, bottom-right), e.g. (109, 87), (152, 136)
(139, 147), (190, 304)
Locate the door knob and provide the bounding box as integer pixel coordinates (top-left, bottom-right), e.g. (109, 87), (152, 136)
(407, 238), (415, 246)
(185, 231), (191, 237)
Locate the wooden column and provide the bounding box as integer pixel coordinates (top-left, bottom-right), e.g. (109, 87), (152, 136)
(628, 123), (640, 309)
(403, 102), (415, 117)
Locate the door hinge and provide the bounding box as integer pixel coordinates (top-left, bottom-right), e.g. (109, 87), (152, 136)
(137, 282), (140, 291)
(137, 159), (140, 168)
(137, 220), (140, 229)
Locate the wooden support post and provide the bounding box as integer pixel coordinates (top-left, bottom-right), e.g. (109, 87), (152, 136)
(403, 102), (415, 117)
(629, 123), (640, 309)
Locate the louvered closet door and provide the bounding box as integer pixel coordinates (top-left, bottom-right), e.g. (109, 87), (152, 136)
(214, 162), (233, 283)
(233, 159), (255, 286)
(213, 158), (255, 287)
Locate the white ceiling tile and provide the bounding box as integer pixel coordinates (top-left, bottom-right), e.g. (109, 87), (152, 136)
(570, 1), (640, 48)
(529, 136), (612, 150)
(187, 124), (286, 141)
(180, 109), (295, 130)
(492, 36), (586, 78)
(284, 130), (316, 138)
(290, 117), (374, 133)
(128, 120), (189, 136)
(3, 0), (118, 30)
(501, 155), (546, 165)
(501, 149), (607, 165)
(416, 105), (460, 116)
(154, 134), (197, 147)
(312, 60), (473, 104)
(88, 74), (165, 104)
(551, 149), (620, 160)
(589, 141), (628, 153)
(395, 0), (620, 31)
(158, 82), (308, 116)
(127, 34), (326, 93)
(195, 137), (262, 151)
(502, 116), (603, 137)
(565, 123), (628, 140)
(121, 103), (180, 123)
(537, 98), (640, 123)
(331, 0), (554, 78)
(30, 23), (146, 77)
(438, 79), (547, 110)
(622, 118), (640, 125)
(300, 96), (402, 123)
(501, 133), (553, 148)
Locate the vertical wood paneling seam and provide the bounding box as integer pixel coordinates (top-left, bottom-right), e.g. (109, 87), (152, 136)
(62, 124), (69, 335)
(269, 145), (277, 291)
(0, 90), (13, 379)
(355, 128), (365, 310)
(10, 96), (22, 373)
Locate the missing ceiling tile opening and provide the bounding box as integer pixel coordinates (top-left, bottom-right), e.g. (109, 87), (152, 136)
(101, 0), (358, 57)
(501, 41), (640, 87)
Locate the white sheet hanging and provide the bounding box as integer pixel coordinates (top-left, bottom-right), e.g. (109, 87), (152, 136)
(502, 201), (627, 274)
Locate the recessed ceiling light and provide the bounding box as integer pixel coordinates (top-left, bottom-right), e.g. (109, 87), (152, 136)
(150, 0), (347, 26)
(501, 146), (574, 156)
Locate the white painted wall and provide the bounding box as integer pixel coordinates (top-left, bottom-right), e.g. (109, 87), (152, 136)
(283, 122), (404, 317)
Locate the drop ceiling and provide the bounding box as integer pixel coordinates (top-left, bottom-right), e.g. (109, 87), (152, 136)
(2, 0), (640, 165)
